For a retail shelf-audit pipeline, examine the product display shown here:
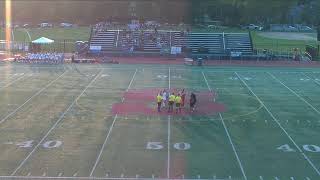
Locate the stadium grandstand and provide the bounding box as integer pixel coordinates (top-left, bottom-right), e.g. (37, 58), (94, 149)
(0, 1), (320, 180)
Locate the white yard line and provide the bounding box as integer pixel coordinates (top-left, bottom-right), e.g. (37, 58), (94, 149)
(0, 74), (27, 91)
(89, 69), (137, 176)
(201, 71), (247, 180)
(11, 70), (103, 176)
(167, 67), (171, 178)
(302, 73), (320, 87)
(235, 72), (320, 176)
(268, 72), (320, 115)
(167, 115), (171, 179)
(218, 114), (247, 180)
(0, 71), (67, 124)
(202, 71), (212, 92)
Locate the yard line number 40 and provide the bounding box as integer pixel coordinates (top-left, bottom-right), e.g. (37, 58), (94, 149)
(277, 144), (320, 153)
(14, 140), (62, 149)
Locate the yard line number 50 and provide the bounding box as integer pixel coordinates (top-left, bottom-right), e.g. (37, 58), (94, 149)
(146, 142), (191, 150)
(277, 144), (320, 153)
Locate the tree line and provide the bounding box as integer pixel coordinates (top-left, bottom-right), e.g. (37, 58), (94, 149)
(0, 0), (319, 26)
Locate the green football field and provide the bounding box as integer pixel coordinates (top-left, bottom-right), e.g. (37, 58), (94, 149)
(0, 63), (319, 180)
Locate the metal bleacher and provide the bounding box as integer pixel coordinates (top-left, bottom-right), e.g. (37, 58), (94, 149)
(187, 33), (224, 54)
(89, 30), (253, 55)
(224, 33), (253, 55)
(90, 31), (117, 51)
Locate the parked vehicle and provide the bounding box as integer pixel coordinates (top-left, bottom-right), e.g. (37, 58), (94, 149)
(39, 22), (53, 28)
(60, 23), (73, 28)
(243, 24), (263, 31)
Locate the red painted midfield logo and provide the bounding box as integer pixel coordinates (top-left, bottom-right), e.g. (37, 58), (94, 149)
(112, 88), (226, 116)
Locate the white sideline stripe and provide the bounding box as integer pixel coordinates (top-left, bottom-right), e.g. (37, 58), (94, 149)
(235, 72), (320, 176)
(218, 114), (247, 180)
(0, 71), (67, 125)
(269, 72), (320, 115)
(89, 69), (137, 176)
(11, 70), (103, 175)
(0, 176), (228, 180)
(302, 73), (320, 87)
(201, 71), (247, 180)
(0, 74), (26, 91)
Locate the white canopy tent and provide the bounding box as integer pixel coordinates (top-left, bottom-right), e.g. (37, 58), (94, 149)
(32, 37), (54, 44)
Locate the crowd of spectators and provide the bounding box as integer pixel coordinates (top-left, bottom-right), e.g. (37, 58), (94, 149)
(15, 53), (65, 64)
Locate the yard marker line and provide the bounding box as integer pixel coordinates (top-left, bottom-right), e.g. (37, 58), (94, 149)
(219, 113), (247, 180)
(11, 70), (103, 176)
(167, 67), (171, 179)
(0, 71), (67, 125)
(89, 69), (137, 176)
(302, 73), (320, 87)
(167, 115), (171, 179)
(235, 72), (320, 176)
(201, 72), (247, 180)
(269, 72), (320, 115)
(0, 74), (26, 91)
(202, 71), (215, 102)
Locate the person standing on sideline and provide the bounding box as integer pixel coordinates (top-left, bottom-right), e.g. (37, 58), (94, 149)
(190, 93), (197, 112)
(156, 92), (163, 112)
(175, 94), (182, 113)
(168, 93), (176, 113)
(181, 89), (186, 107)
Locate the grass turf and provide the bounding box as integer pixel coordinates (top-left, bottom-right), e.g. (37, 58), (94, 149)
(0, 64), (319, 179)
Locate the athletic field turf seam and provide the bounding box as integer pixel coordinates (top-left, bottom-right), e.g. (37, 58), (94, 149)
(11, 70), (103, 175)
(235, 72), (320, 176)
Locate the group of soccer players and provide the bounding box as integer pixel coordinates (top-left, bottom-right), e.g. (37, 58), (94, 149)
(156, 89), (197, 113)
